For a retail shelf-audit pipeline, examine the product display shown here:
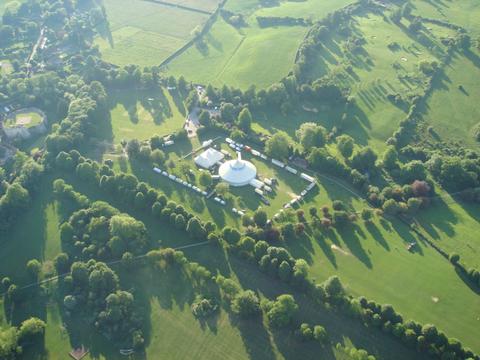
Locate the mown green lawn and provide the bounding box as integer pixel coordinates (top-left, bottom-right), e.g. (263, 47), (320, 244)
(106, 88), (187, 143)
(284, 212), (480, 353)
(422, 50), (480, 149)
(0, 175), (61, 282)
(416, 195), (480, 269)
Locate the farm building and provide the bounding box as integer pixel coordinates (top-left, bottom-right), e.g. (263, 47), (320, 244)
(219, 152), (257, 187)
(194, 148), (224, 169)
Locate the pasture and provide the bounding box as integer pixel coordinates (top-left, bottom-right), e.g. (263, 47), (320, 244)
(105, 88), (187, 143)
(409, 0), (480, 36)
(167, 15), (307, 89)
(285, 212), (480, 353)
(417, 195), (480, 269)
(303, 11), (454, 151)
(95, 0), (210, 66)
(421, 50), (480, 148)
(254, 0), (355, 20)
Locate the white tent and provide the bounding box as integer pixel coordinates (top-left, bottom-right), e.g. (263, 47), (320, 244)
(194, 148), (224, 169)
(219, 152), (257, 187)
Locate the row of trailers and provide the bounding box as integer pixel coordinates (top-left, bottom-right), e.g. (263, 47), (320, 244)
(153, 167), (227, 206)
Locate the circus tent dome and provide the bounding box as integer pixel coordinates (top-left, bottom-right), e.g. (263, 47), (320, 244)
(218, 152), (257, 187)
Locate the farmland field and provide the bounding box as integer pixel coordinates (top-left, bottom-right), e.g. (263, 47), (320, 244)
(95, 0), (210, 66)
(167, 16), (308, 89)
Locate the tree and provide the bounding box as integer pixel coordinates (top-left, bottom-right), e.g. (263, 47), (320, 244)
(297, 323), (313, 341)
(26, 259), (41, 281)
(215, 182), (229, 197)
(351, 147), (377, 172)
(313, 325), (328, 344)
(150, 149), (166, 165)
(264, 294), (298, 328)
(449, 253), (460, 264)
(199, 172), (213, 188)
(278, 261), (292, 282)
(323, 276), (345, 300)
(296, 122), (328, 151)
(237, 108), (252, 132)
(336, 134), (354, 158)
(382, 146), (398, 170)
(220, 102), (236, 122)
(265, 132), (290, 159)
(232, 290), (261, 317)
(281, 222), (296, 240)
(186, 217), (206, 240)
(17, 318), (46, 344)
(253, 209), (268, 228)
(361, 208), (373, 222)
(222, 227), (241, 245)
(198, 110), (211, 127)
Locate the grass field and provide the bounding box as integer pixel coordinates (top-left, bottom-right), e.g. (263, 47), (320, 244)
(285, 213), (480, 353)
(105, 88), (186, 143)
(254, 0), (355, 20)
(0, 175), (61, 282)
(95, 0), (210, 66)
(421, 50), (480, 148)
(5, 110), (44, 128)
(0, 0), (20, 15)
(303, 10), (455, 151)
(410, 0), (480, 36)
(164, 0), (221, 12)
(1, 170), (428, 360)
(417, 196), (480, 269)
(167, 15), (307, 89)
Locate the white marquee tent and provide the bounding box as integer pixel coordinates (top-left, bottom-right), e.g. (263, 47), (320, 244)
(194, 148), (224, 169)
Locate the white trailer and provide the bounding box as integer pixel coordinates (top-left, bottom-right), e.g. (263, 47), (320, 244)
(255, 188), (264, 196)
(271, 159), (285, 168)
(300, 173), (315, 182)
(285, 166), (298, 174)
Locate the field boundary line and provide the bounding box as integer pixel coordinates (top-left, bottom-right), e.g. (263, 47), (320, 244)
(142, 0), (213, 15)
(214, 35), (246, 81)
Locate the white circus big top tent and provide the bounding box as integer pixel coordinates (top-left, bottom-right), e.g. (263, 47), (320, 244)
(219, 152), (257, 187)
(194, 148), (224, 169)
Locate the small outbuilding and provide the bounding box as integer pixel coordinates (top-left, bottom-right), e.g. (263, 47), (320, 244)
(194, 148), (225, 169)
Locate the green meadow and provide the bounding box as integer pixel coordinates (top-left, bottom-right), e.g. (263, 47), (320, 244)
(105, 88), (187, 144)
(422, 49), (480, 148)
(95, 0), (210, 66)
(167, 16), (307, 89)
(410, 0), (480, 36)
(284, 212), (480, 353)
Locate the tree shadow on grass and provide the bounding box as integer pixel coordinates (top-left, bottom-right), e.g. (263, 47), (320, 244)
(139, 88), (173, 126)
(168, 89), (186, 118)
(415, 198), (457, 240)
(365, 221), (390, 251)
(337, 224), (372, 268)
